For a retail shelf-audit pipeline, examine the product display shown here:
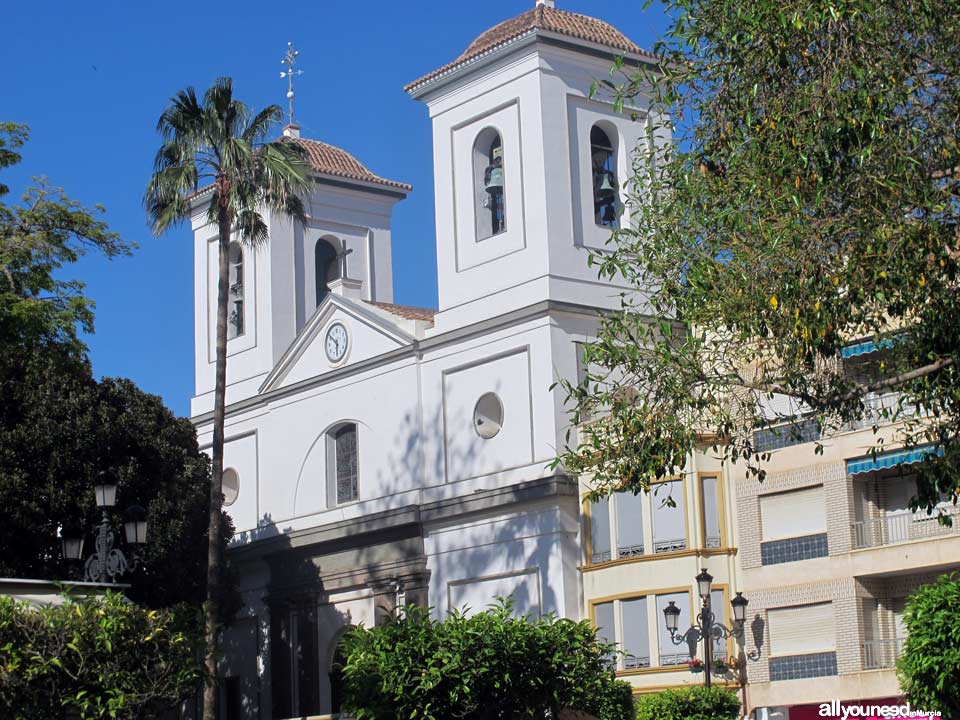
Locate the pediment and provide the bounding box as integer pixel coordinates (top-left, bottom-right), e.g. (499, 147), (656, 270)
(261, 295), (416, 392)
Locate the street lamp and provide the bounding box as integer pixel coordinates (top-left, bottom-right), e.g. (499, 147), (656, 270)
(61, 471), (149, 583)
(662, 568), (749, 688)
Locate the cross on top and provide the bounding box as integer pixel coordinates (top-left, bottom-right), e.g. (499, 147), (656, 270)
(280, 41), (304, 126)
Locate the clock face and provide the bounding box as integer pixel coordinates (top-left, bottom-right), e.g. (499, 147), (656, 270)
(325, 323), (349, 363)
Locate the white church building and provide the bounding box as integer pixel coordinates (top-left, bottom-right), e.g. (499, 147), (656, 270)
(189, 2), (663, 716)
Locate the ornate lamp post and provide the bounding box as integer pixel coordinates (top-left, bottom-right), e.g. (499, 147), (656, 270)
(662, 568), (750, 688)
(60, 471), (149, 583)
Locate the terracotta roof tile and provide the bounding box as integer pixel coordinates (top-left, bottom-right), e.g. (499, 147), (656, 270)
(285, 137), (412, 191)
(189, 136), (411, 202)
(405, 6), (656, 92)
(365, 301), (436, 322)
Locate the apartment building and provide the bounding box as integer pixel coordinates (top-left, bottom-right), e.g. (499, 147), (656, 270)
(580, 341), (960, 717)
(580, 448), (744, 696)
(736, 384), (959, 717)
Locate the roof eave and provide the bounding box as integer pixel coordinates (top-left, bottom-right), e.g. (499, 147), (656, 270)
(405, 31), (539, 100)
(311, 171), (412, 198)
(405, 29), (659, 101)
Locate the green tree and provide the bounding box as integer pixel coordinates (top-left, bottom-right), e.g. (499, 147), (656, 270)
(0, 345), (230, 609)
(144, 77), (310, 719)
(0, 123), (133, 356)
(341, 602), (634, 720)
(558, 0), (960, 510)
(0, 592), (205, 719)
(634, 686), (740, 720)
(897, 573), (960, 716)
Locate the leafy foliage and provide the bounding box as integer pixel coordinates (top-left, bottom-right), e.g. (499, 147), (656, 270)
(341, 601), (634, 720)
(634, 686), (740, 720)
(0, 592), (205, 719)
(0, 346), (232, 609)
(0, 123), (134, 356)
(558, 0), (960, 509)
(897, 573), (960, 716)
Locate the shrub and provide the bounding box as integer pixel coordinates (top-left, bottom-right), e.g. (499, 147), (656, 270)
(0, 592), (205, 719)
(634, 686), (741, 720)
(341, 600), (634, 720)
(897, 572), (960, 717)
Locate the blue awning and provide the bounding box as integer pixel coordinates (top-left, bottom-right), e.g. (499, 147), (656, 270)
(846, 446), (944, 476)
(841, 338), (895, 359)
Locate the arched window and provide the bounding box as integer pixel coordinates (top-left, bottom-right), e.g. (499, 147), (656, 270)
(591, 125), (618, 228)
(473, 129), (506, 241)
(227, 243), (244, 338)
(327, 423), (358, 505)
(315, 239), (340, 307)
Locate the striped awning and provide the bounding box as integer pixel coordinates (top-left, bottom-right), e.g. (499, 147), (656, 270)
(840, 338), (895, 359)
(846, 446), (943, 476)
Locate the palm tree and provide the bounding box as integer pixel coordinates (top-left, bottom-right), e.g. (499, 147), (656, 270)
(145, 77), (309, 719)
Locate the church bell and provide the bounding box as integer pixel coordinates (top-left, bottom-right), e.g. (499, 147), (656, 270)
(484, 146), (505, 194)
(594, 168), (617, 203)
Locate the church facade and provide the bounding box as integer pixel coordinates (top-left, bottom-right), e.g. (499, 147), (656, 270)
(189, 2), (662, 717)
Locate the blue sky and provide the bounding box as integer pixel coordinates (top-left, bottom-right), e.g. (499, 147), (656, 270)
(2, 0), (671, 417)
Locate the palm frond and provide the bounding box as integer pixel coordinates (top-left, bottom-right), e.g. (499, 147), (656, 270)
(244, 105), (284, 144)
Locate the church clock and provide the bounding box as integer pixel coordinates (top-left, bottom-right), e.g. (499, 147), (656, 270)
(324, 322), (349, 363)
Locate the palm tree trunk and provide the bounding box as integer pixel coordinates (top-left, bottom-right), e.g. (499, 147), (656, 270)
(203, 207), (231, 720)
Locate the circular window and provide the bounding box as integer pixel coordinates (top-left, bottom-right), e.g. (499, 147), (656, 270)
(222, 468), (240, 507)
(473, 393), (504, 439)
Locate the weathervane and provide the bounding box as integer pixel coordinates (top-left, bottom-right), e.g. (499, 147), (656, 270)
(280, 41), (303, 126)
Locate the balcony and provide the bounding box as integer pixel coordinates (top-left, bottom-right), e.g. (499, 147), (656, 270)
(862, 638), (905, 670)
(843, 392), (924, 433)
(852, 505), (960, 549)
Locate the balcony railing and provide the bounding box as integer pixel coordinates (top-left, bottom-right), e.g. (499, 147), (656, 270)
(862, 638), (905, 670)
(623, 654), (651, 670)
(843, 392), (925, 432)
(852, 505), (960, 549)
(653, 538), (687, 554)
(660, 651), (691, 666)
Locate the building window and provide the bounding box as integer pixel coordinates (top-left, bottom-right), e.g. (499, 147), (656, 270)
(592, 596), (651, 671)
(709, 589), (729, 660)
(759, 485), (828, 564)
(615, 491), (645, 558)
(700, 476), (722, 549)
(227, 242), (244, 339)
(652, 480), (687, 554)
(587, 479), (709, 566)
(474, 129), (506, 240)
(589, 495), (612, 564)
(767, 602), (838, 681)
(473, 392), (504, 439)
(328, 423), (359, 506)
(591, 125), (618, 227)
(655, 592), (692, 666)
(222, 468), (240, 507)
(315, 238), (340, 307)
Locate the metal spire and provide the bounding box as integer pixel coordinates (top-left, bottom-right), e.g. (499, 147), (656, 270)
(280, 42), (303, 126)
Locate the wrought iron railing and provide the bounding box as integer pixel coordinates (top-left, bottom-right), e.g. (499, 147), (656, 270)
(616, 543), (645, 558)
(852, 505), (960, 549)
(862, 638), (905, 669)
(623, 654), (651, 670)
(653, 538), (687, 554)
(659, 651), (690, 666)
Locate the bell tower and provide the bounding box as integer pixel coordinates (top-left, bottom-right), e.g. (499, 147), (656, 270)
(406, 1), (661, 331)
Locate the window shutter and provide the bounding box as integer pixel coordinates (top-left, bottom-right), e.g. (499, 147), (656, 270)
(760, 486), (826, 540)
(768, 603), (835, 655)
